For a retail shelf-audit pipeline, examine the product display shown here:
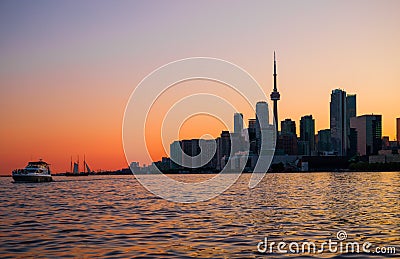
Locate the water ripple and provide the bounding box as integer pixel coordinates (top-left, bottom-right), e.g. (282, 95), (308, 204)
(0, 172), (399, 258)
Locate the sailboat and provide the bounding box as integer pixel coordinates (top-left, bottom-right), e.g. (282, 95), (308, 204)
(65, 156), (91, 176)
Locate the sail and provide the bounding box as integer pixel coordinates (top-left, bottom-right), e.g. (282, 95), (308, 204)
(73, 162), (79, 174)
(85, 161), (91, 174)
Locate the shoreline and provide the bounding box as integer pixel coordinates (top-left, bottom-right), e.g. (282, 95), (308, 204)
(2, 170), (400, 177)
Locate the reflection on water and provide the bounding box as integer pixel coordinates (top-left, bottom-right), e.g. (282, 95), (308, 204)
(0, 172), (399, 258)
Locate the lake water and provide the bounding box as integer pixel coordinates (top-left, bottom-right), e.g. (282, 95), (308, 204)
(0, 172), (399, 258)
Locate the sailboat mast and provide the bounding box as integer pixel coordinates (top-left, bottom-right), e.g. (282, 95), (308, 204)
(84, 155), (86, 174)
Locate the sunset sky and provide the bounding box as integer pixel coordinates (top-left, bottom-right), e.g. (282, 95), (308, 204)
(1, 0), (399, 174)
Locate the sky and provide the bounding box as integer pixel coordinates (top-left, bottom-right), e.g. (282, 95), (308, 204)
(1, 0), (399, 174)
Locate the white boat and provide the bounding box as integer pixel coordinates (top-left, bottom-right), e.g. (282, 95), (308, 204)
(12, 160), (53, 182)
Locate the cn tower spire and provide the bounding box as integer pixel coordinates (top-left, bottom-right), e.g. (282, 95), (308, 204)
(273, 51), (277, 91)
(270, 51), (280, 136)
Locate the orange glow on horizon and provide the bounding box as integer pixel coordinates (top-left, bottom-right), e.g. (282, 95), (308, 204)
(1, 1), (399, 175)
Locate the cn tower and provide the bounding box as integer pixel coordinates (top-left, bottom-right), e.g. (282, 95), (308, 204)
(270, 51), (280, 136)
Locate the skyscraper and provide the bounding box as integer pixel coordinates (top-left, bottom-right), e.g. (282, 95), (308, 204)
(234, 113), (244, 134)
(346, 94), (357, 154)
(277, 119), (297, 155)
(330, 89), (347, 156)
(346, 94), (357, 118)
(256, 101), (269, 126)
(199, 139), (217, 169)
(281, 119), (296, 136)
(317, 129), (331, 153)
(181, 139), (201, 168)
(270, 52), (280, 136)
(170, 140), (182, 169)
(277, 135), (298, 155)
(300, 115), (315, 155)
(397, 118), (400, 144)
(330, 89), (355, 156)
(217, 131), (231, 170)
(350, 115), (382, 156)
(255, 101), (269, 155)
(248, 119), (257, 155)
(348, 128), (358, 157)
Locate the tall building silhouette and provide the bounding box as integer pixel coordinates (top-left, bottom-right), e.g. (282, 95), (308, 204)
(256, 101), (269, 125)
(199, 139), (217, 169)
(300, 115), (315, 155)
(217, 131), (231, 170)
(182, 139), (200, 168)
(330, 89), (347, 156)
(397, 118), (400, 145)
(255, 101), (269, 154)
(270, 52), (280, 136)
(330, 89), (356, 156)
(346, 94), (357, 155)
(281, 119), (296, 136)
(317, 129), (331, 153)
(278, 118), (298, 155)
(248, 119), (258, 155)
(170, 140), (182, 169)
(350, 115), (382, 155)
(346, 95), (357, 118)
(234, 113), (244, 134)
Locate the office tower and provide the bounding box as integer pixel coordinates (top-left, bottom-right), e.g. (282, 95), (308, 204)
(277, 118), (297, 155)
(317, 129), (331, 153)
(346, 94), (357, 154)
(248, 119), (258, 155)
(246, 118), (259, 170)
(348, 128), (358, 157)
(397, 118), (400, 145)
(350, 115), (382, 156)
(382, 136), (390, 150)
(270, 52), (280, 136)
(170, 141), (182, 169)
(199, 139), (217, 169)
(277, 134), (298, 155)
(217, 131), (231, 170)
(299, 115), (315, 155)
(347, 94), (357, 118)
(255, 101), (270, 154)
(256, 101), (269, 127)
(248, 119), (257, 129)
(330, 89), (356, 156)
(281, 119), (296, 136)
(234, 113), (244, 134)
(330, 89), (346, 156)
(181, 139), (200, 168)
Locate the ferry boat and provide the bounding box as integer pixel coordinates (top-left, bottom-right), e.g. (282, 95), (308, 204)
(12, 160), (53, 182)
